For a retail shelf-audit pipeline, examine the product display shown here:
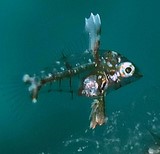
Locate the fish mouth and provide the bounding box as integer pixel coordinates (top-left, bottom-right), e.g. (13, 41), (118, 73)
(135, 72), (143, 78)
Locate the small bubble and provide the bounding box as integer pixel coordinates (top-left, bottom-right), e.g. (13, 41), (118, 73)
(147, 112), (152, 116)
(60, 67), (65, 71)
(56, 61), (60, 65)
(77, 147), (82, 152)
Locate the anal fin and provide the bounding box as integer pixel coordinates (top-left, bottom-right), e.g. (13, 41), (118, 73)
(89, 96), (107, 129)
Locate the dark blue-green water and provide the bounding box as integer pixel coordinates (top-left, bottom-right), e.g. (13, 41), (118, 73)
(0, 0), (160, 154)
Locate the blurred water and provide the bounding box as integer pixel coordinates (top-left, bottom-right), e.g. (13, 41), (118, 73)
(0, 0), (160, 153)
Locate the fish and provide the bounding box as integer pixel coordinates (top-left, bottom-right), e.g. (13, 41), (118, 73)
(23, 13), (142, 129)
(147, 130), (160, 154)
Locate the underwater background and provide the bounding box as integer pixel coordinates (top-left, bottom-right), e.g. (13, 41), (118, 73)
(0, 0), (160, 153)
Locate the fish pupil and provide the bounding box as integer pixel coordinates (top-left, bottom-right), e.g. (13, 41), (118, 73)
(125, 67), (132, 73)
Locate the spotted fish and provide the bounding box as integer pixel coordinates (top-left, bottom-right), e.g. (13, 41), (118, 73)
(23, 13), (142, 129)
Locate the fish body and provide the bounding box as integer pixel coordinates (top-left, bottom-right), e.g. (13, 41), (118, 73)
(23, 13), (142, 129)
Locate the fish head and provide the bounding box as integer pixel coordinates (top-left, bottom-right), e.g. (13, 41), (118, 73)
(103, 50), (142, 90)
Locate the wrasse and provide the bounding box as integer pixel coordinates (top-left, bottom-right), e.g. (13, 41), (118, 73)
(23, 13), (142, 129)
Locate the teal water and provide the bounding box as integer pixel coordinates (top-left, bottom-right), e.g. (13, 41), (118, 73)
(0, 0), (160, 153)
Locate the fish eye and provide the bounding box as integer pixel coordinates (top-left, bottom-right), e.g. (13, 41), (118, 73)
(118, 62), (135, 78)
(125, 67), (132, 74)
